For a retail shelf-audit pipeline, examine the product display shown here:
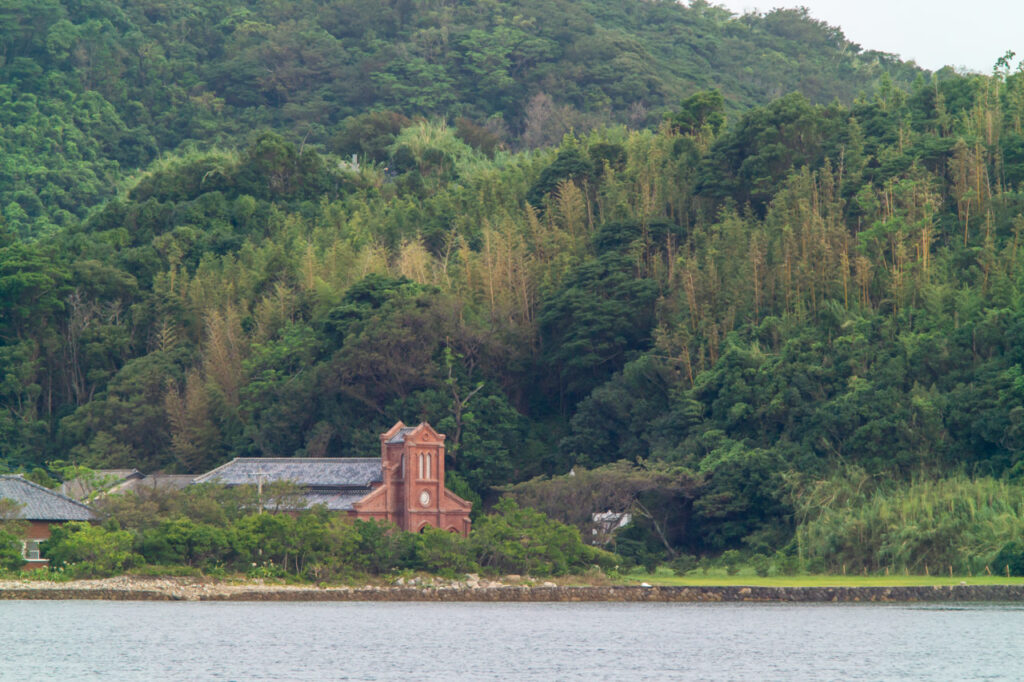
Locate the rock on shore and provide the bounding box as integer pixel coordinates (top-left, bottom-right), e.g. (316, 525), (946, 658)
(1, 577), (1024, 602)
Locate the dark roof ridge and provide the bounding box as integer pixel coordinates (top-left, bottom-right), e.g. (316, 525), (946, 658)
(194, 456), (381, 483)
(0, 474), (97, 513)
(0, 474), (98, 519)
(386, 426), (418, 444)
(219, 457), (381, 462)
(193, 457), (383, 488)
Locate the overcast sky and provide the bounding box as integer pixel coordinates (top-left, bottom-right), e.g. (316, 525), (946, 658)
(714, 0), (1020, 74)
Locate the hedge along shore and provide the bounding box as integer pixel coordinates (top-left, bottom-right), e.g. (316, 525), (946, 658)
(3, 578), (1024, 602)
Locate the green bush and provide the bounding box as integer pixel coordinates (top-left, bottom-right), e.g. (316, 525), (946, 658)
(749, 553), (771, 577)
(349, 519), (417, 575)
(721, 549), (742, 575)
(232, 512), (296, 567)
(993, 542), (1024, 577)
(471, 498), (612, 576)
(670, 554), (698, 576)
(795, 477), (1024, 575)
(412, 527), (478, 576)
(138, 518), (234, 567)
(775, 551), (802, 576)
(42, 522), (139, 576)
(0, 528), (25, 572)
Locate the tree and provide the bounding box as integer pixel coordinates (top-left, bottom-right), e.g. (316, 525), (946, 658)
(502, 461), (702, 554)
(666, 90), (725, 137)
(526, 142), (594, 208)
(330, 111), (412, 163)
(0, 499), (28, 570)
(539, 253), (657, 409)
(697, 92), (844, 213)
(0, 240), (69, 341)
(470, 498), (615, 575)
(561, 356), (674, 467)
(42, 522), (138, 576)
(138, 517), (232, 567)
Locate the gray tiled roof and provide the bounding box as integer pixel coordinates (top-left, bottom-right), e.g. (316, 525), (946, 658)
(386, 427), (417, 444)
(302, 491), (372, 511)
(61, 469), (144, 500)
(0, 475), (98, 521)
(109, 475), (196, 495)
(193, 458), (383, 488)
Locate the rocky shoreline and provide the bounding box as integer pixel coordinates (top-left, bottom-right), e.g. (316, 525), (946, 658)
(2, 576), (1024, 602)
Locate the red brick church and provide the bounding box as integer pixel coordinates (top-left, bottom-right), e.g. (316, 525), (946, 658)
(194, 421), (472, 535)
(352, 421), (472, 535)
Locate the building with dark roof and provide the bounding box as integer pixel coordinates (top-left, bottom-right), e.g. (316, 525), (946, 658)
(193, 458), (383, 512)
(0, 475), (98, 567)
(193, 421), (472, 535)
(60, 470), (197, 501)
(107, 474), (196, 496)
(60, 469), (144, 500)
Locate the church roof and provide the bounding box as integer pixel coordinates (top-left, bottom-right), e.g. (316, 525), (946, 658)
(385, 422), (445, 444)
(193, 458), (383, 489)
(0, 475), (98, 522)
(302, 491), (372, 511)
(386, 427), (417, 444)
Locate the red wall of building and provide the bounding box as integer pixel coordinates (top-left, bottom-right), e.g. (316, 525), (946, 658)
(25, 520), (53, 540)
(352, 422), (472, 536)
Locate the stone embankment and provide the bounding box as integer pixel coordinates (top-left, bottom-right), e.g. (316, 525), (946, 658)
(1, 576), (1024, 602)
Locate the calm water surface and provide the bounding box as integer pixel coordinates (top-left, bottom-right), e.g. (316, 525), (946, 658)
(2, 601), (1022, 680)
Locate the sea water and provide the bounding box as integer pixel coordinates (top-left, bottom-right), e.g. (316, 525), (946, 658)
(1, 601), (1022, 680)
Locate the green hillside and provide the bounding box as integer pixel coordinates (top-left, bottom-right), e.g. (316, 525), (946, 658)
(5, 0), (1024, 575)
(0, 0), (921, 237)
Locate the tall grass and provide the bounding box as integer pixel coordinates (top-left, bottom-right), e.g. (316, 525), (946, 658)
(794, 474), (1024, 574)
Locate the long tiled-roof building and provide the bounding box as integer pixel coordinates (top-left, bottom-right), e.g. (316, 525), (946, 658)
(194, 457), (383, 512)
(194, 422), (472, 535)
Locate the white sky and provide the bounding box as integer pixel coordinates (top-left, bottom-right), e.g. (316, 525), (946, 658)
(714, 0), (1021, 74)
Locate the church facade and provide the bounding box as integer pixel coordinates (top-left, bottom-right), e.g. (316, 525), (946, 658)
(194, 421), (472, 535)
(351, 421), (472, 535)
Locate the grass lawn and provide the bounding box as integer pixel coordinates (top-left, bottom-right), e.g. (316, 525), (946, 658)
(622, 566), (1024, 587)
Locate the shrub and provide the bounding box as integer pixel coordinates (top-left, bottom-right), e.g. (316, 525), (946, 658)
(993, 542), (1024, 577)
(721, 549), (742, 575)
(749, 553), (771, 577)
(138, 518), (233, 567)
(349, 519), (416, 575)
(670, 554), (698, 576)
(412, 527), (478, 576)
(774, 551), (801, 575)
(231, 512), (295, 567)
(795, 476), (1024, 574)
(42, 522), (139, 576)
(0, 528), (25, 572)
(471, 498), (608, 576)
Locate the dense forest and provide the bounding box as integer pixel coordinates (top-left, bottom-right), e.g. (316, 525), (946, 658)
(1, 0), (923, 237)
(4, 0), (1024, 574)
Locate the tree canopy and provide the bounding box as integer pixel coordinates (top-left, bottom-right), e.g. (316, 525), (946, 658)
(3, 0), (1024, 573)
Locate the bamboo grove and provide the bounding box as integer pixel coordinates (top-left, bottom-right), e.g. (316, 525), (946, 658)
(4, 3), (1024, 571)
